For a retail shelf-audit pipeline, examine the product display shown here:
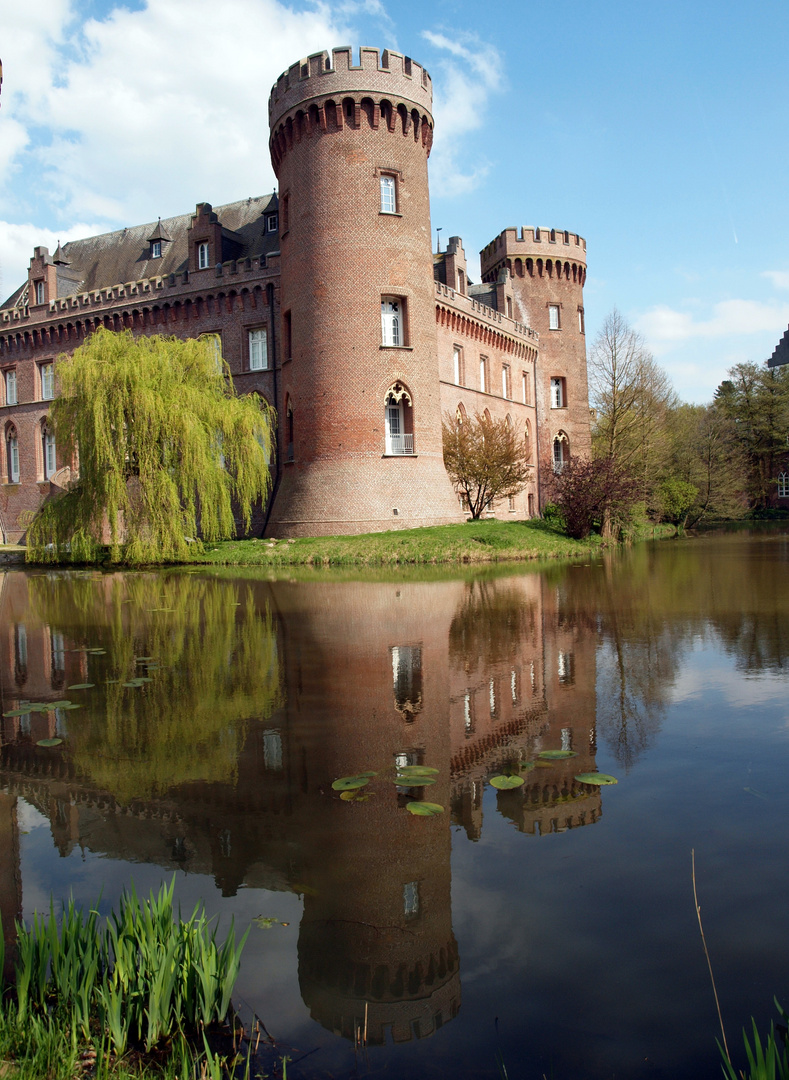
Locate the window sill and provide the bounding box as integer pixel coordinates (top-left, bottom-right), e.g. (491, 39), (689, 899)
(382, 453), (418, 458)
(379, 211), (403, 218)
(379, 345), (413, 351)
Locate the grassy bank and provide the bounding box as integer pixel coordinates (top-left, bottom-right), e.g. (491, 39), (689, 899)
(197, 519), (603, 567)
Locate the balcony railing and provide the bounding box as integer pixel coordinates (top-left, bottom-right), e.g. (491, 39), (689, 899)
(387, 434), (414, 455)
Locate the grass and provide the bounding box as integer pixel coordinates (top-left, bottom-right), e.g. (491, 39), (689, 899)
(195, 518), (608, 568)
(0, 879), (252, 1080)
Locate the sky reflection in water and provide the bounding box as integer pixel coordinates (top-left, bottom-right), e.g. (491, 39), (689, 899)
(1, 529), (788, 1079)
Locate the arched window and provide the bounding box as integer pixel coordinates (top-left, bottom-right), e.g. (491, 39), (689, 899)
(5, 425), (19, 483)
(553, 432), (569, 473)
(778, 472), (789, 497)
(41, 421), (56, 480)
(524, 420), (531, 460)
(384, 383), (414, 455)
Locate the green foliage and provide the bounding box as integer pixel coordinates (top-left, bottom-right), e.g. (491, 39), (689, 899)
(442, 411), (532, 520)
(720, 1003), (789, 1080)
(8, 878), (247, 1065)
(663, 402), (747, 526)
(655, 478), (699, 526)
(27, 328), (274, 565)
(548, 455), (641, 539)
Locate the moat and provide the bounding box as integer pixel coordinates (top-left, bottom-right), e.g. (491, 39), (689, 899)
(1, 527), (788, 1079)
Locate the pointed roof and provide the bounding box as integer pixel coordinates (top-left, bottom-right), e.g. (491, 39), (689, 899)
(146, 218), (173, 244)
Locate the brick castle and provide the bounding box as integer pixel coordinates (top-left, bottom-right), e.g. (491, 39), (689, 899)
(0, 47), (591, 543)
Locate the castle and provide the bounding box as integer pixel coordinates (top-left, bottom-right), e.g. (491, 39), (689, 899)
(0, 47), (591, 543)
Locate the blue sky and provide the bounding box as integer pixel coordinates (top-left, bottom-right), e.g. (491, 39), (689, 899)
(1, 0), (787, 402)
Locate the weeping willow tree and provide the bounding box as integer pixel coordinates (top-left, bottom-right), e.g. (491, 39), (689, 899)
(28, 328), (274, 564)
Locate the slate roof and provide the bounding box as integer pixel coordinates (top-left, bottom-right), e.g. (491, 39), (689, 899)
(468, 282), (497, 311)
(768, 326), (789, 368)
(2, 194), (279, 310)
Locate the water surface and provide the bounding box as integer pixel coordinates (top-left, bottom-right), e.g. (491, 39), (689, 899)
(1, 528), (788, 1078)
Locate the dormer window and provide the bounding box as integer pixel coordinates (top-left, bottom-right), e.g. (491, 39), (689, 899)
(198, 242), (210, 269)
(151, 240), (162, 259)
(35, 281), (45, 305)
(266, 214), (278, 233)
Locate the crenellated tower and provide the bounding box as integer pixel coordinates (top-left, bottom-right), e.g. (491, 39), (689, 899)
(480, 229), (591, 497)
(266, 47), (463, 535)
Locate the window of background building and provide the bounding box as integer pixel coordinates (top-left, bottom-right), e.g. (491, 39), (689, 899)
(479, 356), (488, 393)
(578, 307), (585, 333)
(381, 297), (403, 346)
(458, 269), (466, 295)
(453, 345), (463, 386)
(42, 425), (56, 480)
(4, 369), (17, 406)
(267, 214), (278, 232)
(200, 333), (222, 372)
(778, 472), (789, 497)
(249, 328), (268, 371)
(550, 377), (565, 409)
(40, 363), (54, 401)
(35, 281), (45, 305)
(151, 240), (162, 259)
(380, 174), (396, 214)
(522, 371), (529, 404)
(549, 304), (560, 330)
(197, 242), (210, 269)
(6, 428), (19, 483)
(502, 364), (511, 399)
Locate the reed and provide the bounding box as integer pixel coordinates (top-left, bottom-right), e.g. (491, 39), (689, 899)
(2, 878), (249, 1077)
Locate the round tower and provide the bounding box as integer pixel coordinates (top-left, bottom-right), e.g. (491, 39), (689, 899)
(266, 47), (463, 536)
(480, 229), (591, 495)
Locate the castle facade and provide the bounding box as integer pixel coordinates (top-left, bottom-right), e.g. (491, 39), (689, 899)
(0, 47), (590, 543)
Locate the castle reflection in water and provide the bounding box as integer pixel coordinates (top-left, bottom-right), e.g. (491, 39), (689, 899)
(0, 567), (602, 1045)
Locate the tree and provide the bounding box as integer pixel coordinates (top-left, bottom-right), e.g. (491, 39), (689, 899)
(662, 402), (746, 526)
(713, 361), (789, 510)
(589, 309), (677, 506)
(442, 411), (532, 520)
(547, 455), (640, 539)
(28, 328), (274, 564)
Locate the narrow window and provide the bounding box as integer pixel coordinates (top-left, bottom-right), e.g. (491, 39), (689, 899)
(522, 371), (529, 404)
(479, 357), (488, 393)
(502, 365), (510, 399)
(5, 369), (17, 406)
(284, 310), (292, 359)
(550, 377), (564, 409)
(508, 495), (516, 512)
(384, 383), (414, 455)
(381, 297), (402, 346)
(267, 214), (278, 233)
(403, 881), (420, 918)
(380, 174), (396, 214)
(262, 729), (283, 770)
(549, 304), (560, 330)
(778, 472), (789, 497)
(286, 400), (294, 461)
(6, 429), (19, 483)
(200, 333), (222, 372)
(151, 240), (162, 259)
(35, 280), (45, 305)
(457, 269), (465, 295)
(282, 194), (290, 231)
(578, 307), (585, 333)
(42, 425), (56, 479)
(40, 362), (54, 400)
(506, 296), (513, 318)
(453, 346), (462, 386)
(249, 328), (268, 371)
(553, 434), (568, 473)
(197, 242), (210, 269)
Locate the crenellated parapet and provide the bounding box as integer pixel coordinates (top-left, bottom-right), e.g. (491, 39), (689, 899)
(268, 46), (434, 173)
(480, 226), (587, 287)
(435, 282), (538, 362)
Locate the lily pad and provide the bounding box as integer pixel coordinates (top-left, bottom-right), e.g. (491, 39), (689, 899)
(339, 789), (375, 802)
(406, 802), (444, 816)
(86, 649), (106, 655)
(538, 750), (578, 760)
(520, 761), (536, 772)
(575, 772), (618, 786)
(331, 774), (371, 791)
(58, 703), (82, 710)
(68, 684), (95, 691)
(394, 776), (437, 787)
(123, 680), (145, 688)
(3, 708), (30, 718)
(396, 765), (439, 776)
(135, 657), (154, 662)
(490, 774), (524, 790)
(37, 738), (62, 748)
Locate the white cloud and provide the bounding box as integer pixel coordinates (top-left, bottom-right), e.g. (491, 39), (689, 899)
(636, 299), (789, 346)
(0, 220), (105, 304)
(762, 270), (789, 292)
(421, 30), (503, 197)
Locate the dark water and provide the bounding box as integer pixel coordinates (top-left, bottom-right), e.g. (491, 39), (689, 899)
(1, 528), (788, 1079)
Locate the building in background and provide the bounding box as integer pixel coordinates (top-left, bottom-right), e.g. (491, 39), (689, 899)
(0, 47), (590, 543)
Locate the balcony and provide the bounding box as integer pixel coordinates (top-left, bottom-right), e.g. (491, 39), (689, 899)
(387, 434), (414, 456)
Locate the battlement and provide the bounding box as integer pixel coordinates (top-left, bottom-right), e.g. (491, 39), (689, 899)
(435, 281), (537, 343)
(269, 46), (432, 130)
(481, 227), (587, 265)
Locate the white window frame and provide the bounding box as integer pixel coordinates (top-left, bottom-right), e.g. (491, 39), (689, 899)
(480, 357), (488, 393)
(778, 472), (789, 497)
(5, 369), (17, 406)
(249, 328), (268, 371)
(380, 174), (396, 214)
(198, 242), (210, 270)
(35, 280), (45, 305)
(43, 427), (56, 480)
(40, 362), (55, 401)
(549, 304), (560, 330)
(7, 431), (19, 483)
(522, 371), (529, 404)
(502, 365), (510, 399)
(453, 346), (462, 386)
(266, 214), (278, 233)
(381, 297), (402, 347)
(550, 377), (564, 409)
(151, 240), (162, 259)
(578, 307), (585, 333)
